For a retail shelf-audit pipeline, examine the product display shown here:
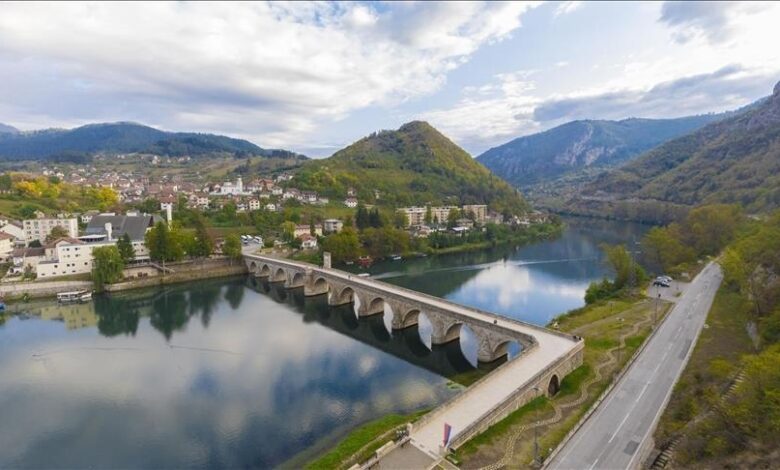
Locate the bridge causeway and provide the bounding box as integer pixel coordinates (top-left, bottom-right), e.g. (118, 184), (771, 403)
(244, 253), (584, 464)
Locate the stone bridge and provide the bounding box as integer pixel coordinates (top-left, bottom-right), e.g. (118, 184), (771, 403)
(244, 253), (584, 460)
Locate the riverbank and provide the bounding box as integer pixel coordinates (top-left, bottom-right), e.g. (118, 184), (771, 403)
(1, 257), (247, 302)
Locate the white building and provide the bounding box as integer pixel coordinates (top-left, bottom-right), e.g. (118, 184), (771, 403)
(0, 222), (24, 241)
(0, 232), (13, 258)
(345, 197), (358, 208)
(23, 217), (79, 243)
(294, 224), (323, 238)
(323, 219), (343, 234)
(299, 234), (318, 250)
(265, 203), (277, 212)
(399, 207), (427, 227)
(211, 176), (251, 196)
(248, 199), (261, 211)
(462, 204), (488, 224)
(431, 206), (458, 224)
(36, 238), (146, 279)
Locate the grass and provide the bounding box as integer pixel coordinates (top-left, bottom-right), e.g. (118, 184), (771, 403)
(457, 295), (671, 468)
(305, 410), (428, 470)
(456, 396), (551, 457)
(655, 287), (754, 444)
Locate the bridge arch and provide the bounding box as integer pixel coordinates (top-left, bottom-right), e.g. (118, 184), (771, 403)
(268, 268), (287, 282)
(249, 261), (258, 274)
(307, 276), (329, 296)
(337, 286), (355, 304)
(398, 308), (421, 329)
(548, 374), (560, 396)
(259, 264), (271, 277)
(441, 322), (463, 344)
(288, 271), (306, 288)
(488, 340), (520, 363)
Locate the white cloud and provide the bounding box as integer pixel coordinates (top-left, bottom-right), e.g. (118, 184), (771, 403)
(0, 2), (538, 150)
(659, 1), (769, 44)
(554, 1), (583, 18)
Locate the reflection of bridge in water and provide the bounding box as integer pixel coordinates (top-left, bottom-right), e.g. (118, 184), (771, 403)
(246, 276), (494, 383)
(244, 253), (584, 463)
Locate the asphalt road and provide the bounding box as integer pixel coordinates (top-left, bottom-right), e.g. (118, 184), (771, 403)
(547, 262), (722, 470)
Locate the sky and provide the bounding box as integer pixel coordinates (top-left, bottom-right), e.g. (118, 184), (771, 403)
(0, 1), (779, 157)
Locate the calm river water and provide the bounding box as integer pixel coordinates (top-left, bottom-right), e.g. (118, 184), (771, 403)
(0, 217), (647, 468)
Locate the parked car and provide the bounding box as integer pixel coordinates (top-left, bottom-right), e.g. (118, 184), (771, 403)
(653, 278), (670, 287)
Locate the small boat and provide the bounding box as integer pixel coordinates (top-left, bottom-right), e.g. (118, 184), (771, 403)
(357, 273), (370, 278)
(57, 290), (92, 303)
(345, 261), (354, 265)
(390, 254), (402, 261)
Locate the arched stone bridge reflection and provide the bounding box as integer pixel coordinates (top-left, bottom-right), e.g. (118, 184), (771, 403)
(244, 253), (584, 460)
(246, 276), (491, 382)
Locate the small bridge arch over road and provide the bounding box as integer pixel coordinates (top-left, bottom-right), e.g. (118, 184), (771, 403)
(244, 253), (584, 461)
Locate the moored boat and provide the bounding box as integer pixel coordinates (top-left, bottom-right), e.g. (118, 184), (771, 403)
(57, 290), (92, 303)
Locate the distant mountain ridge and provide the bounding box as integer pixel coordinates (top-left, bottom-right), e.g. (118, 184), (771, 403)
(292, 121), (528, 214)
(574, 80), (780, 216)
(0, 121), (303, 160)
(476, 114), (726, 188)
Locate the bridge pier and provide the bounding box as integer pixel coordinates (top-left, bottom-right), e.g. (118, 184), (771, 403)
(387, 300), (420, 329)
(430, 313), (461, 345)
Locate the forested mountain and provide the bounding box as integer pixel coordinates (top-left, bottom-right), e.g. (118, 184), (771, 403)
(0, 123), (19, 134)
(477, 114), (725, 188)
(573, 80), (780, 218)
(0, 122), (301, 160)
(292, 121), (528, 215)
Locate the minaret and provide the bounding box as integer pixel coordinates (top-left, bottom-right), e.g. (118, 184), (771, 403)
(237, 176), (243, 194)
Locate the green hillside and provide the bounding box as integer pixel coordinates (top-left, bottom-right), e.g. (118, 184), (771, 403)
(565, 81), (780, 221)
(291, 121), (528, 215)
(0, 122), (304, 160)
(477, 114), (724, 188)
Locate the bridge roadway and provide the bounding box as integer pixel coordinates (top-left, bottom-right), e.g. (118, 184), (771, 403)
(243, 252), (583, 462)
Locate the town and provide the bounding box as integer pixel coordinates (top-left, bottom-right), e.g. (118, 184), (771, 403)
(0, 164), (553, 283)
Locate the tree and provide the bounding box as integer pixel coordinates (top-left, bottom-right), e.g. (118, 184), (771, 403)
(45, 225), (70, 243)
(355, 205), (370, 230)
(424, 206), (432, 225)
(191, 215), (214, 259)
(137, 198), (160, 214)
(145, 221), (184, 264)
(368, 208), (383, 228)
(602, 244), (647, 290)
(92, 245), (124, 291)
(116, 233), (136, 264)
(223, 234), (242, 264)
(280, 221), (297, 242)
(322, 227), (361, 263)
(393, 210), (407, 228)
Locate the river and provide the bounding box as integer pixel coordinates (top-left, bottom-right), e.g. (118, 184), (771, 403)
(0, 217), (648, 468)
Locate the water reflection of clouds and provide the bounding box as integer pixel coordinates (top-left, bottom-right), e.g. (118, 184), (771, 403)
(448, 261), (594, 325)
(0, 286), (452, 468)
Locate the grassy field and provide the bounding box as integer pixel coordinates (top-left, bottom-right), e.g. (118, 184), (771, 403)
(303, 409), (428, 470)
(455, 295), (671, 468)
